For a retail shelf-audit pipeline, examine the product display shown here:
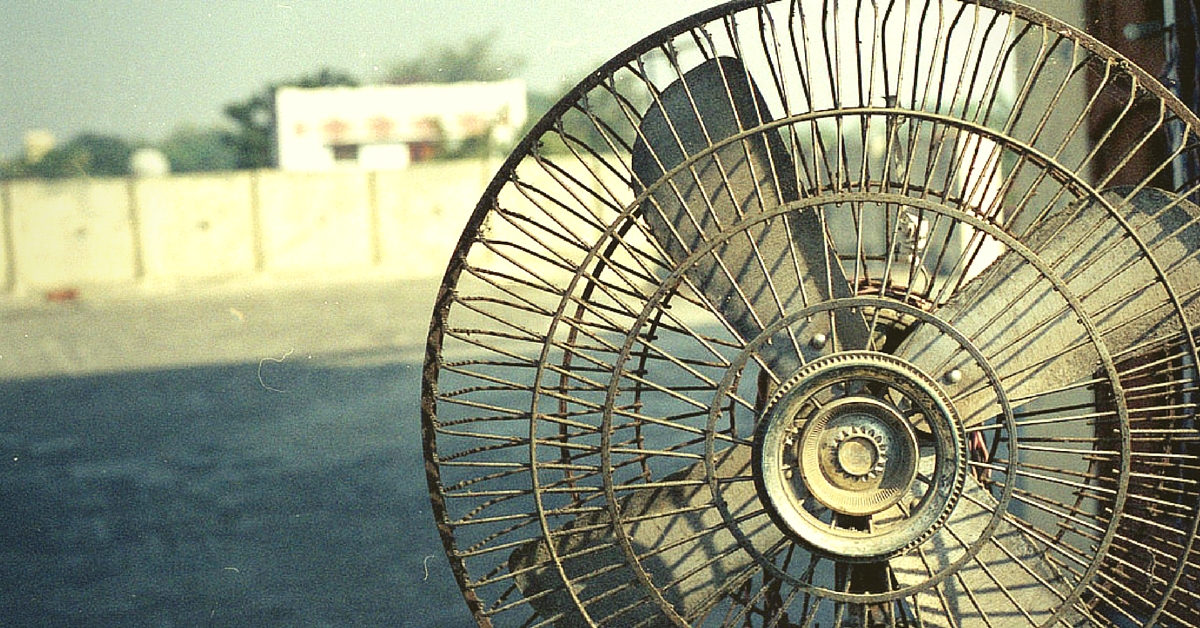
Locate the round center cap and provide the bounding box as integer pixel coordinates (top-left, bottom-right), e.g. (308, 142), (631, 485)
(796, 398), (915, 514)
(837, 436), (879, 477)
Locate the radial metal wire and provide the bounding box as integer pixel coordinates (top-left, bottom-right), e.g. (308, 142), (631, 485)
(421, 1), (1200, 626)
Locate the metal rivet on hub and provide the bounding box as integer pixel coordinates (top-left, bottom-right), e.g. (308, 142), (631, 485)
(809, 333), (828, 350)
(945, 369), (962, 385)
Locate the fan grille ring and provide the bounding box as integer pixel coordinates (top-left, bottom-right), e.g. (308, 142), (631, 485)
(422, 0), (1200, 625)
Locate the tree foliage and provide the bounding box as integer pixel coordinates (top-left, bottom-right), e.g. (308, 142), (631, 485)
(221, 67), (359, 169)
(385, 34), (525, 85)
(161, 126), (237, 173)
(2, 133), (135, 179)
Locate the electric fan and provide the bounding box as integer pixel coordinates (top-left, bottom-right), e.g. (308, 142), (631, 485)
(420, 1), (1200, 626)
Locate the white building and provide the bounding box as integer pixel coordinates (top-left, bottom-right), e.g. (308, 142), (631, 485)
(274, 80), (527, 171)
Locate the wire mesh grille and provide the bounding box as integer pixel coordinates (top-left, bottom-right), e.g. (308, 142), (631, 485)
(421, 1), (1200, 626)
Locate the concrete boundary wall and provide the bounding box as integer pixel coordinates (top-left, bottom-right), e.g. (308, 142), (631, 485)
(7, 177), (139, 290)
(0, 159), (525, 296)
(135, 172), (257, 282)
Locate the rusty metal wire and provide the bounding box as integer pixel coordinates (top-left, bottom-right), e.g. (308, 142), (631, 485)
(422, 1), (1200, 626)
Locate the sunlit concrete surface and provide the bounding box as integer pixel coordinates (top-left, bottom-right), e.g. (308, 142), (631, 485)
(0, 276), (441, 381)
(0, 276), (475, 627)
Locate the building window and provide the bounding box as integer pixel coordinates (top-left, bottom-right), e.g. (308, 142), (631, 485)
(332, 144), (359, 162)
(408, 141), (439, 163)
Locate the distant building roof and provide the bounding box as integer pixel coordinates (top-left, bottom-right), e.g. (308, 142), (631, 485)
(274, 80), (527, 171)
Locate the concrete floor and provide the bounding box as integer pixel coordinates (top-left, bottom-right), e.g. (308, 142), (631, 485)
(0, 277), (477, 627)
(0, 276), (442, 381)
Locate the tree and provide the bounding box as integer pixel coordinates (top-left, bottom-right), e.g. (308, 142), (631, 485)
(159, 126), (236, 173)
(385, 34), (525, 85)
(3, 133), (135, 179)
(222, 67), (359, 169)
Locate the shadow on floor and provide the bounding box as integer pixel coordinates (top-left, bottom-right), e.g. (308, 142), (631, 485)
(0, 357), (473, 627)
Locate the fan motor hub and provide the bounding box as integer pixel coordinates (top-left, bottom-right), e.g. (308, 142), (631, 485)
(793, 396), (919, 517)
(755, 352), (966, 561)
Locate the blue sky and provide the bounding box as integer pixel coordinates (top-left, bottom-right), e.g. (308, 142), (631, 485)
(0, 0), (715, 158)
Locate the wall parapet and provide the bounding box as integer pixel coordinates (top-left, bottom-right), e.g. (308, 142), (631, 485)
(0, 159), (513, 297)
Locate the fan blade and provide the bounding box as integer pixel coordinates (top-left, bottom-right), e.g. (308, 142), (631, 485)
(889, 188), (1200, 625)
(632, 56), (870, 377)
(898, 187), (1200, 424)
(509, 58), (830, 625)
(891, 478), (1084, 626)
(509, 445), (774, 626)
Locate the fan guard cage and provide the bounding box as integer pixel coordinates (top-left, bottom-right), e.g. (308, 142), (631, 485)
(421, 1), (1200, 626)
